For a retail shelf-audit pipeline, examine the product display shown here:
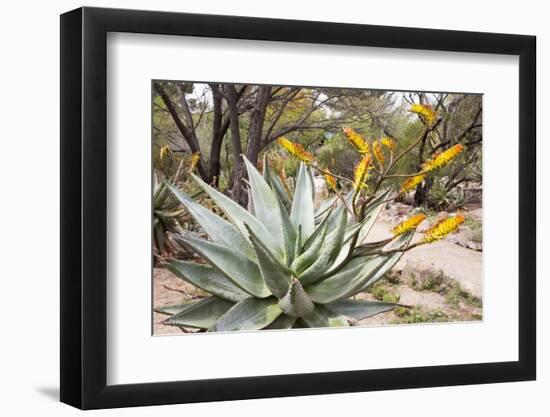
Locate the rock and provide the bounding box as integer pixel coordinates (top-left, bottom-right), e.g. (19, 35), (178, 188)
(417, 219), (431, 233)
(401, 260), (444, 289)
(459, 226), (475, 241)
(446, 227), (483, 252)
(466, 241), (482, 251)
(394, 203), (411, 216)
(435, 211), (448, 222)
(467, 208), (483, 221)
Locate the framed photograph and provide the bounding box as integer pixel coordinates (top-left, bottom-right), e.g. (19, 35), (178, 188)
(60, 6), (536, 410)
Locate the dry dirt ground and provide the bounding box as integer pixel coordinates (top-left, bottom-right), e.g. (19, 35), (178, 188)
(154, 216), (483, 335)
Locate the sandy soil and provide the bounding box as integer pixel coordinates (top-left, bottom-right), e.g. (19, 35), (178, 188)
(368, 220), (483, 297)
(153, 268), (204, 335)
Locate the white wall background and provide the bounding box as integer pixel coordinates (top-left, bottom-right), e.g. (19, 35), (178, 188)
(0, 0), (545, 415)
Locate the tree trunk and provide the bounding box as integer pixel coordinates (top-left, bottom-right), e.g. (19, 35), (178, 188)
(414, 178), (432, 207)
(413, 127), (430, 206)
(246, 86), (272, 164)
(209, 85), (224, 187)
(224, 85), (247, 206)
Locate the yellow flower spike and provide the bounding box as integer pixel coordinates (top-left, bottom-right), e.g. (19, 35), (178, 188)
(353, 154), (372, 191)
(343, 127), (370, 154)
(421, 144), (465, 174)
(381, 137), (396, 151)
(400, 173), (426, 193)
(421, 214), (465, 244)
(373, 140), (385, 167)
(277, 137), (315, 164)
(324, 169), (337, 191)
(159, 145), (170, 163)
(391, 214), (426, 236)
(189, 151), (201, 172)
(410, 103), (437, 126)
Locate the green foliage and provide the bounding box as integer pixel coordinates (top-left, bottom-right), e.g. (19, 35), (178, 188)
(404, 266), (482, 309)
(152, 147), (206, 262)
(152, 174), (188, 261)
(410, 270), (445, 292)
(152, 85), (482, 330)
(161, 158), (414, 331)
(464, 216), (483, 243)
(392, 306), (449, 324)
(316, 133), (358, 179)
(427, 177), (466, 210)
(369, 282), (401, 303)
(386, 121), (424, 172)
(445, 282), (482, 309)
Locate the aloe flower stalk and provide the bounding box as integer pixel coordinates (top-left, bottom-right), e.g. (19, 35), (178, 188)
(421, 144), (465, 173)
(420, 214), (465, 243)
(343, 127), (370, 154)
(410, 103), (437, 126)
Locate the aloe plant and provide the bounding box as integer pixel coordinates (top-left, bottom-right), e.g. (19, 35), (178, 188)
(158, 158), (415, 332)
(158, 102), (468, 332)
(153, 145), (209, 262)
(153, 172), (187, 259)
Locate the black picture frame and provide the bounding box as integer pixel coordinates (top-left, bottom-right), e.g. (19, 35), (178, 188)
(60, 6), (536, 410)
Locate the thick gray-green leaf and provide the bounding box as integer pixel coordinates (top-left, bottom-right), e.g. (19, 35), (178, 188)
(246, 225), (291, 299)
(305, 256), (385, 303)
(307, 165), (315, 200)
(290, 163), (315, 244)
(294, 226), (302, 261)
(277, 196), (297, 266)
(325, 206), (348, 261)
(326, 191), (387, 274)
(262, 153), (271, 182)
(306, 232), (414, 303)
(302, 304), (350, 328)
(363, 188), (392, 214)
(356, 189), (392, 245)
(166, 183), (255, 260)
(302, 206), (333, 251)
(352, 238), (393, 257)
(153, 181), (169, 207)
(243, 157), (284, 246)
(154, 222), (165, 253)
(209, 297), (283, 332)
(325, 202), (345, 235)
(264, 314), (296, 330)
(164, 297), (234, 329)
(342, 203), (382, 244)
(153, 171), (160, 193)
(278, 278), (315, 318)
(174, 234), (270, 298)
(166, 260), (250, 302)
(155, 300), (201, 316)
(315, 195), (337, 220)
(357, 232), (415, 292)
(292, 319), (308, 329)
(191, 174), (283, 259)
(291, 218), (328, 274)
(325, 299), (396, 320)
(298, 208), (347, 286)
(270, 172), (293, 211)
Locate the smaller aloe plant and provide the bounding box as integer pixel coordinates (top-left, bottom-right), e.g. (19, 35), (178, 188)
(153, 147), (200, 261)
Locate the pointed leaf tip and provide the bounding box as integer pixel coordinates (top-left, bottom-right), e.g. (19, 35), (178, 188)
(278, 277), (315, 318)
